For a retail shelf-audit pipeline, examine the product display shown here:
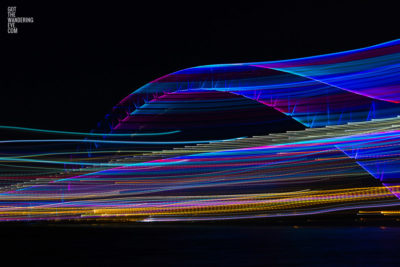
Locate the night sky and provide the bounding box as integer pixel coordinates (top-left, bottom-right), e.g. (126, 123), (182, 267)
(2, 1), (399, 132)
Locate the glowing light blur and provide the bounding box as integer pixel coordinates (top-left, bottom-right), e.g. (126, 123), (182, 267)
(1, 40), (400, 221)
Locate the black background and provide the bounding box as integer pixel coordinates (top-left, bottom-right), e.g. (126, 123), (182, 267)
(2, 0), (398, 132)
(1, 2), (400, 266)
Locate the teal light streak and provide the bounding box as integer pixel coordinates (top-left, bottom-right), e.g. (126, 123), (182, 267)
(0, 125), (180, 137)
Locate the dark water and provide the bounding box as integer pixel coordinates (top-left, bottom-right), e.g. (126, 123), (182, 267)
(2, 223), (400, 266)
